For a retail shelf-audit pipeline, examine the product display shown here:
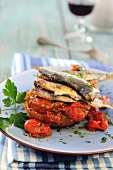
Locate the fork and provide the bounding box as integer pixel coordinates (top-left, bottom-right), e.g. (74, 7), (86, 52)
(37, 37), (109, 65)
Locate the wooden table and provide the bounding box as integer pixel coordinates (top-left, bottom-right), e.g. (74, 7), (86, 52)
(0, 0), (113, 82)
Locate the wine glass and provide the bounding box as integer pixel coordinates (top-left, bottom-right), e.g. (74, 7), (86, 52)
(65, 0), (95, 43)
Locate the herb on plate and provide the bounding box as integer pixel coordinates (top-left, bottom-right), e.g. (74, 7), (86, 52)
(101, 137), (107, 143)
(74, 130), (84, 138)
(86, 140), (91, 143)
(0, 79), (28, 132)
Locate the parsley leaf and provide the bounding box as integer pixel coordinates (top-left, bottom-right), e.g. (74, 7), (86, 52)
(3, 79), (17, 102)
(2, 97), (12, 107)
(0, 112), (28, 131)
(101, 137), (107, 143)
(10, 112), (28, 129)
(0, 117), (12, 132)
(1, 79), (26, 113)
(0, 79), (27, 132)
(16, 92), (26, 103)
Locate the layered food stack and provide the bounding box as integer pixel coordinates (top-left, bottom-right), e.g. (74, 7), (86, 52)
(24, 66), (113, 138)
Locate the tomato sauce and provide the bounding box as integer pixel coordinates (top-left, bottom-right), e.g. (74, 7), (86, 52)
(65, 102), (91, 122)
(24, 96), (109, 138)
(86, 107), (109, 131)
(71, 64), (85, 71)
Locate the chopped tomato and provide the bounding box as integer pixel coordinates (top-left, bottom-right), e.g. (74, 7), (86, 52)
(86, 119), (101, 131)
(86, 107), (109, 131)
(100, 95), (112, 104)
(29, 98), (68, 114)
(99, 119), (109, 131)
(92, 83), (99, 89)
(66, 102), (91, 122)
(87, 107), (105, 120)
(46, 111), (63, 123)
(86, 118), (108, 131)
(24, 119), (52, 138)
(93, 111), (105, 121)
(29, 98), (52, 113)
(87, 107), (98, 118)
(71, 64), (85, 71)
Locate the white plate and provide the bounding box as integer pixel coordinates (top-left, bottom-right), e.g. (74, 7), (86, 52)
(0, 68), (113, 155)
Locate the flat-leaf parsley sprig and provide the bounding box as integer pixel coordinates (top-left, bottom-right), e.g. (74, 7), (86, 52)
(0, 79), (28, 132)
(1, 79), (26, 113)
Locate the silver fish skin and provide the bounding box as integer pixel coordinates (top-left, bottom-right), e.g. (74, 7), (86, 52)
(33, 87), (76, 102)
(89, 98), (113, 109)
(35, 67), (99, 101)
(34, 78), (82, 101)
(64, 70), (113, 84)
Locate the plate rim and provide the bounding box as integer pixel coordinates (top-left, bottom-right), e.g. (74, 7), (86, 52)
(1, 128), (113, 155)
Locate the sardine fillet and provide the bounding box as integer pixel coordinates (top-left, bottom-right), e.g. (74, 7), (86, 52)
(64, 70), (113, 83)
(34, 78), (82, 101)
(34, 88), (76, 102)
(90, 98), (113, 109)
(36, 67), (99, 101)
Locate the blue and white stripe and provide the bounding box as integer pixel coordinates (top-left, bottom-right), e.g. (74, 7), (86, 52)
(11, 53), (113, 77)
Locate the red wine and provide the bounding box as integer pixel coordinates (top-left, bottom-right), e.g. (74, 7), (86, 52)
(68, 3), (94, 16)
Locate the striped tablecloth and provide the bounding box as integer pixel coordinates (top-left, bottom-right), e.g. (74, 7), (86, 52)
(0, 53), (113, 170)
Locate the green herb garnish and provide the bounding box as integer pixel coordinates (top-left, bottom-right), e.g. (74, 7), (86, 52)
(101, 137), (107, 143)
(2, 79), (26, 113)
(87, 83), (93, 89)
(59, 139), (67, 144)
(77, 72), (84, 78)
(109, 121), (113, 126)
(78, 66), (83, 71)
(74, 130), (84, 138)
(23, 131), (28, 136)
(0, 79), (27, 132)
(0, 112), (28, 131)
(105, 132), (113, 139)
(66, 77), (71, 83)
(104, 112), (109, 118)
(86, 140), (91, 143)
(0, 117), (12, 132)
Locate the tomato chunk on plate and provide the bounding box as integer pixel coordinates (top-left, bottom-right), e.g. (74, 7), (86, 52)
(24, 119), (52, 138)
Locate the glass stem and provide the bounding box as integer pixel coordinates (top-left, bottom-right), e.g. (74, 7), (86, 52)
(74, 17), (86, 35)
(78, 18), (86, 34)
